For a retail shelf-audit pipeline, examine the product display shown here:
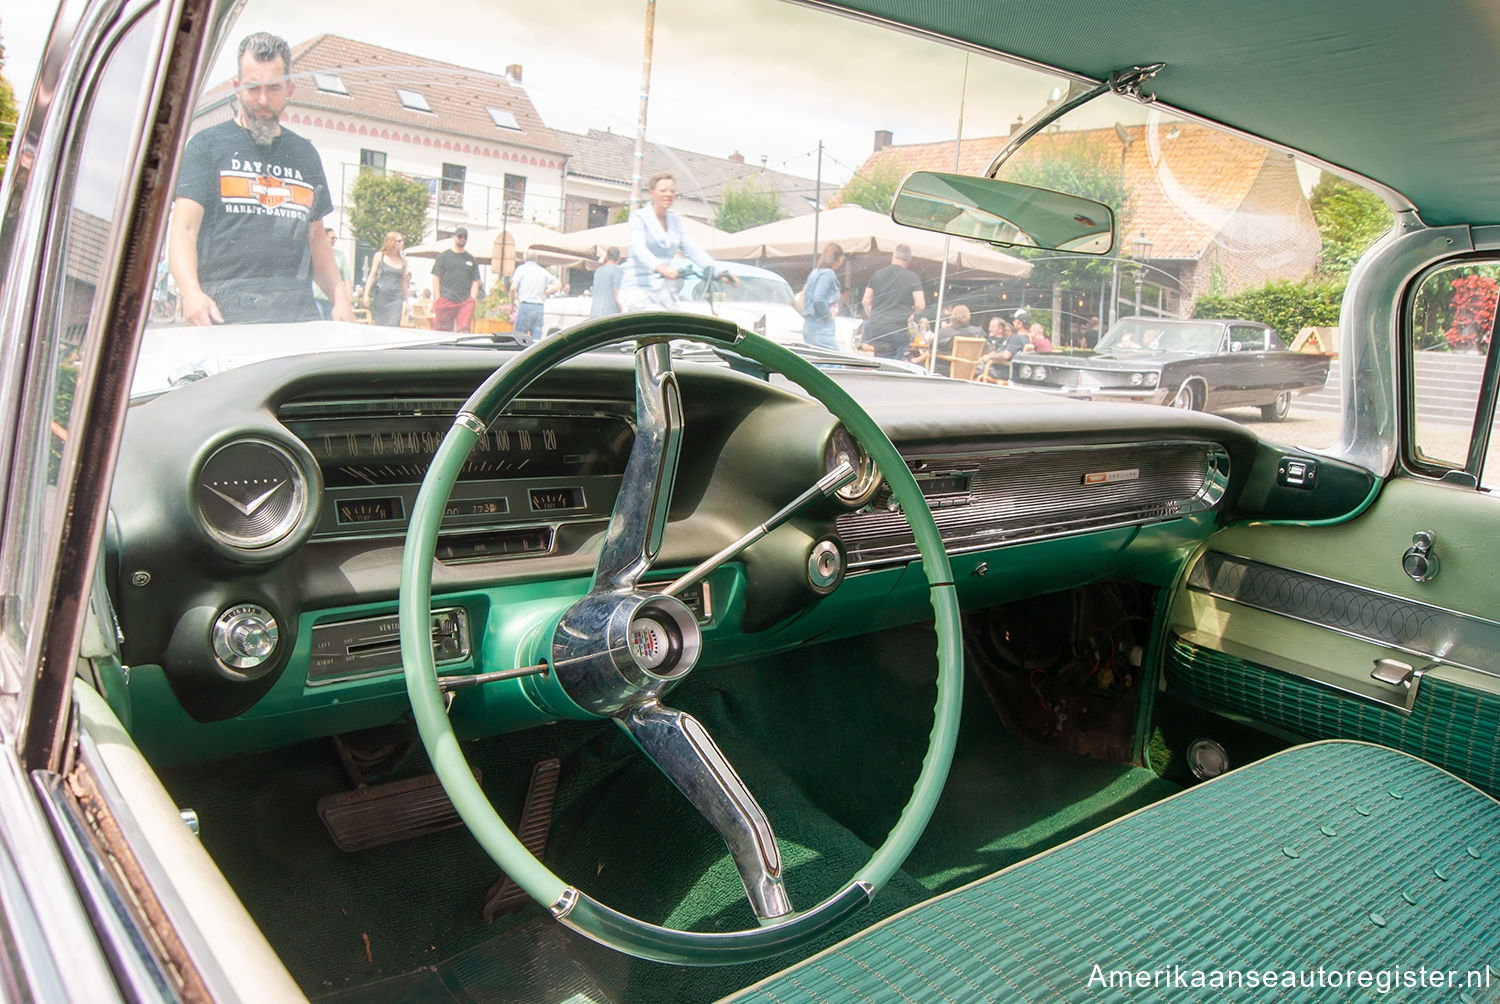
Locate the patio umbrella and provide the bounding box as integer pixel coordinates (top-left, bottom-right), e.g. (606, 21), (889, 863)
(528, 217), (730, 268)
(707, 205), (1032, 283)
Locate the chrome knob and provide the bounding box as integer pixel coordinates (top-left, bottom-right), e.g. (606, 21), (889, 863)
(1401, 530), (1439, 583)
(212, 604), (279, 672)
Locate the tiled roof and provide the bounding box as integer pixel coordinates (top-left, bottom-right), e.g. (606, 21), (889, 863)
(210, 35), (568, 157)
(554, 128), (823, 217)
(850, 122), (1305, 261)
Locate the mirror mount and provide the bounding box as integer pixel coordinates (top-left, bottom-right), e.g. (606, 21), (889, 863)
(982, 64), (1166, 178)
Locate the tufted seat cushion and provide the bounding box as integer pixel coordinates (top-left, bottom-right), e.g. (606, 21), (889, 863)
(730, 741), (1500, 1002)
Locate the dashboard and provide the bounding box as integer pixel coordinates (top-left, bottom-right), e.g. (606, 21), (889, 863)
(101, 342), (1372, 763)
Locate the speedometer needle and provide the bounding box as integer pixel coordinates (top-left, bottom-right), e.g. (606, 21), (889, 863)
(205, 480), (286, 516)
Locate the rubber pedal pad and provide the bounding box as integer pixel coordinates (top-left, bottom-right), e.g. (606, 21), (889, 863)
(484, 758), (562, 921)
(317, 768), (479, 853)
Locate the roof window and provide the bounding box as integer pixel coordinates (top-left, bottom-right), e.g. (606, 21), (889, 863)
(313, 73), (348, 95)
(487, 107), (522, 131)
(397, 88), (433, 112)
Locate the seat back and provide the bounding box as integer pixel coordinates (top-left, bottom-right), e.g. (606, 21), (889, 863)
(944, 336), (987, 380)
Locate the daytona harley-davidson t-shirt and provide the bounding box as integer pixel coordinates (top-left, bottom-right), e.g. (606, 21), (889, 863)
(175, 119), (334, 323)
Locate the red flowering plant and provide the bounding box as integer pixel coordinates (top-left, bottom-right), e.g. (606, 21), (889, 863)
(1445, 274), (1498, 351)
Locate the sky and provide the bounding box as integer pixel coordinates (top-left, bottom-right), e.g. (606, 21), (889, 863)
(6, 0), (1166, 194)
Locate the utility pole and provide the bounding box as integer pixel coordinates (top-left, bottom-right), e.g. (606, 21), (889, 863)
(812, 140), (822, 259)
(629, 0), (656, 211)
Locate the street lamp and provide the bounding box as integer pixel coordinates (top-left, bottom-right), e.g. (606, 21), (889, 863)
(1108, 123), (1135, 327)
(1131, 231), (1153, 314)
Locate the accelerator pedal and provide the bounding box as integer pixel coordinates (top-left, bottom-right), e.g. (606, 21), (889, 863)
(483, 758), (562, 921)
(317, 767), (480, 852)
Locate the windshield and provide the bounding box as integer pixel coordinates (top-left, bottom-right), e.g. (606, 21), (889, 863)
(1096, 320), (1225, 354)
(680, 270), (794, 306)
(130, 0), (1390, 447)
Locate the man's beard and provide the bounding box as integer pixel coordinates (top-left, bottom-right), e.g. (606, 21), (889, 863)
(239, 103), (281, 146)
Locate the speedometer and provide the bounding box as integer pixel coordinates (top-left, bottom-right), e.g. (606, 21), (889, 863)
(824, 426), (881, 507)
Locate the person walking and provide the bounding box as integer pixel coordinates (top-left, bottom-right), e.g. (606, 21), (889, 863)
(590, 247), (624, 319)
(431, 227), (480, 331)
(362, 231), (409, 326)
(861, 244), (925, 358)
(800, 243), (845, 351)
(509, 249), (562, 343)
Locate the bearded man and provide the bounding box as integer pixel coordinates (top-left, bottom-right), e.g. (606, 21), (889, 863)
(168, 32), (351, 324)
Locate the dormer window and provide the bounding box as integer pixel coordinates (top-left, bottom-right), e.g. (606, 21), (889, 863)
(487, 107), (521, 131)
(396, 88), (432, 112)
(313, 73), (348, 95)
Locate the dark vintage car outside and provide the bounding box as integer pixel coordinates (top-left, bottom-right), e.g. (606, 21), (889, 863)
(1008, 316), (1331, 420)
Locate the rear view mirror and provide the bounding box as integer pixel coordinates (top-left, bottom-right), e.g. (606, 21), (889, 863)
(892, 171), (1115, 255)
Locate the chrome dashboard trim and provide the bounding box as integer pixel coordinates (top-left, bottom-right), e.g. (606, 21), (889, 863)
(836, 441), (1230, 569)
(1187, 551), (1500, 682)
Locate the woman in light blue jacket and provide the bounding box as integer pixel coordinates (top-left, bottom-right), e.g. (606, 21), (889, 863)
(620, 173), (735, 311)
(800, 243), (845, 350)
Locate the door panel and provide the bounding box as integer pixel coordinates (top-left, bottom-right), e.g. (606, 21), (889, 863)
(1163, 476), (1500, 793)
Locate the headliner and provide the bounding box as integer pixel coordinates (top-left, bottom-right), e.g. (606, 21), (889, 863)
(823, 0), (1500, 228)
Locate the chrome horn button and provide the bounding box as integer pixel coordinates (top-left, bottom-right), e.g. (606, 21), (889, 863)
(551, 592), (702, 716)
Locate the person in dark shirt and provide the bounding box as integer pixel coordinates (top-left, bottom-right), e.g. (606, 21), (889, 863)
(860, 244), (926, 358)
(169, 32), (351, 325)
(431, 228), (481, 332)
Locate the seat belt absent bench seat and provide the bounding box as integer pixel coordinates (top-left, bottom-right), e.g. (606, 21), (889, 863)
(731, 741), (1500, 1002)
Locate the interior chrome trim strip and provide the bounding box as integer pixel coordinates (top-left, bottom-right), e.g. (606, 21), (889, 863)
(839, 441), (1228, 569)
(1188, 551), (1500, 681)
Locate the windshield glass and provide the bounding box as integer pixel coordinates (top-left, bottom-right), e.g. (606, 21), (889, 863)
(1096, 320), (1225, 354)
(138, 0), (1390, 446)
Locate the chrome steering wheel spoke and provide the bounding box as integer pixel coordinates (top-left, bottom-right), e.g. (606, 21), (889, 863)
(618, 700), (791, 920)
(594, 341), (683, 593)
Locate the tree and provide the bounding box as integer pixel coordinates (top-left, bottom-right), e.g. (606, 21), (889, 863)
(0, 31), (18, 172)
(715, 178), (782, 232)
(347, 169), (430, 251)
(1002, 136), (1132, 318)
(1309, 175), (1392, 277)
(834, 158), (904, 213)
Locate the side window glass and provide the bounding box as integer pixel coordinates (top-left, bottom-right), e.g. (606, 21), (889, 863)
(0, 19), (154, 671)
(1407, 260), (1499, 485)
(1229, 326), (1265, 352)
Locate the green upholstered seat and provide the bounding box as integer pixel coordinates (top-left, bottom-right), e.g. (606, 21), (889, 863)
(731, 742), (1500, 1002)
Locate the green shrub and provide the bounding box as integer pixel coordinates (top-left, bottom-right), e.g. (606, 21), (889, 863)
(1191, 278), (1344, 343)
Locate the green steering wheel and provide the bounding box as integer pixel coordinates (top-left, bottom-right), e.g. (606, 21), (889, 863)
(400, 313), (961, 965)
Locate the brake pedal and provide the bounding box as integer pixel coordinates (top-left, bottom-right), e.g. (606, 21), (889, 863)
(483, 758), (562, 921)
(317, 768), (479, 852)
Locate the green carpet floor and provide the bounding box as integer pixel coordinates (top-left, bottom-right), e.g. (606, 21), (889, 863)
(158, 623), (1178, 1002)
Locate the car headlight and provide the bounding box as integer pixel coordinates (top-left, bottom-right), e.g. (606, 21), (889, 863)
(1144, 372), (1159, 387)
(1018, 364), (1033, 379)
(1032, 366), (1048, 381)
(1129, 372), (1144, 386)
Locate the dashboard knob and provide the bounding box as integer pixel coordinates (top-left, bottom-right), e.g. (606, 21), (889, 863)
(808, 539), (846, 594)
(212, 604), (280, 672)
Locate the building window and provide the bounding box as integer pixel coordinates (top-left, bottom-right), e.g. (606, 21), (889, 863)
(360, 149), (387, 172)
(487, 107), (521, 131)
(503, 174), (526, 218)
(313, 73), (348, 95)
(440, 163), (466, 209)
(588, 203), (610, 228)
(396, 88), (432, 113)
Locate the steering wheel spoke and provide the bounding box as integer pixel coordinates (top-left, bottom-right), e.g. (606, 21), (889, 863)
(619, 700), (791, 920)
(595, 340), (683, 592)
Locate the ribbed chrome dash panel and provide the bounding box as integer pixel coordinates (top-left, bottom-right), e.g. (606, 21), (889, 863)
(836, 441), (1229, 568)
